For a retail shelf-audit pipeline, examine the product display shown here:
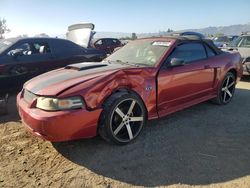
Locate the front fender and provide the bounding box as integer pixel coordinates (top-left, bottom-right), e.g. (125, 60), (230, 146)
(85, 69), (158, 119)
(59, 68), (158, 119)
(86, 69), (158, 119)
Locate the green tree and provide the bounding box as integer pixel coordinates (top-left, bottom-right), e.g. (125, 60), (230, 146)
(214, 33), (224, 37)
(0, 18), (10, 39)
(167, 28), (173, 33)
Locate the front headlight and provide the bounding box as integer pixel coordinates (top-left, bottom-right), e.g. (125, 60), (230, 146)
(36, 96), (84, 111)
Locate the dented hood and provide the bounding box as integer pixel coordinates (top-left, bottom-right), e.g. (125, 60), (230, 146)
(24, 62), (130, 96)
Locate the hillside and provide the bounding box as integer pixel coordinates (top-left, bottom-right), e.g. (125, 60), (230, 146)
(94, 23), (250, 38)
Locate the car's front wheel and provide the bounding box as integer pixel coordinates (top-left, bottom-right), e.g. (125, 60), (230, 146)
(212, 72), (236, 105)
(98, 92), (146, 145)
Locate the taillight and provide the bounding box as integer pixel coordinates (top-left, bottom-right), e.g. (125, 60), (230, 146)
(0, 64), (5, 73)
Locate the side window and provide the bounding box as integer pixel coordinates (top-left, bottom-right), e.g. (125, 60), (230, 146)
(204, 44), (216, 57)
(106, 39), (113, 45)
(112, 39), (120, 45)
(8, 42), (51, 56)
(168, 43), (207, 63)
(8, 42), (33, 56)
(239, 36), (250, 48)
(95, 40), (103, 46)
(32, 42), (51, 54)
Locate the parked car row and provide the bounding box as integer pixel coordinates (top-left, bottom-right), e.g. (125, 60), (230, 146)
(66, 23), (124, 54)
(222, 33), (250, 75)
(0, 34), (125, 93)
(2, 31), (248, 93)
(205, 33), (250, 75)
(212, 35), (239, 47)
(1, 29), (248, 145)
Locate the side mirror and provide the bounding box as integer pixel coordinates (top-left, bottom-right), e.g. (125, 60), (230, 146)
(228, 47), (237, 51)
(168, 58), (185, 67)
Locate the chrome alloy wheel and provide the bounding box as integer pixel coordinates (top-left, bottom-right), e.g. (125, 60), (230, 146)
(221, 74), (236, 103)
(110, 98), (144, 142)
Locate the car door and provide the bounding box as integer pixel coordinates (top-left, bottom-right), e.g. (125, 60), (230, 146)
(34, 41), (55, 73)
(4, 40), (55, 75)
(49, 40), (90, 67)
(0, 40), (55, 89)
(157, 42), (215, 117)
(94, 39), (106, 51)
(2, 41), (36, 77)
(107, 39), (122, 53)
(104, 39), (114, 53)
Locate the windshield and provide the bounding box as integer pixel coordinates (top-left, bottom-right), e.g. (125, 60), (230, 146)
(229, 36), (242, 47)
(0, 39), (13, 53)
(213, 36), (228, 42)
(104, 40), (170, 66)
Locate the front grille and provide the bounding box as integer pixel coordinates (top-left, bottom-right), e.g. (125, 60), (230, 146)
(23, 89), (36, 104)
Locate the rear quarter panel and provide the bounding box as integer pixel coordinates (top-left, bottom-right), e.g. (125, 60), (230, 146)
(220, 52), (242, 81)
(210, 51), (242, 94)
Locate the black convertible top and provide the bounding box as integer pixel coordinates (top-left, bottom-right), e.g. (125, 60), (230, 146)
(141, 35), (223, 55)
(174, 36), (223, 55)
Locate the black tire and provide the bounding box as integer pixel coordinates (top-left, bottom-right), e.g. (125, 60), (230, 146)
(212, 72), (236, 105)
(98, 92), (146, 145)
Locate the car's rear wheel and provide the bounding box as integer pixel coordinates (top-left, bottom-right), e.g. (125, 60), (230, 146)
(212, 72), (236, 105)
(98, 92), (146, 145)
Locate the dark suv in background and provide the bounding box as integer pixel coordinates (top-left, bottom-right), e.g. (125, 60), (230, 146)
(225, 34), (250, 75)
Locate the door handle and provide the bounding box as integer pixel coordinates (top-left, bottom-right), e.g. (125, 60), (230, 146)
(204, 65), (211, 69)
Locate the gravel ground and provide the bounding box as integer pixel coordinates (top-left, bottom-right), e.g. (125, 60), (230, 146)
(0, 77), (250, 188)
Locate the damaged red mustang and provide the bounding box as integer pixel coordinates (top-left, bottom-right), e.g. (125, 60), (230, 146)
(17, 36), (243, 144)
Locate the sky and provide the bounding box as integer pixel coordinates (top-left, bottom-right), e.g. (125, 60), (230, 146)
(0, 0), (250, 37)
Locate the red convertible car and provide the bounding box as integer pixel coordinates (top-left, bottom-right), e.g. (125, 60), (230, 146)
(17, 36), (243, 145)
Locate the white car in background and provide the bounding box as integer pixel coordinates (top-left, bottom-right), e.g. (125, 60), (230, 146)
(225, 34), (250, 75)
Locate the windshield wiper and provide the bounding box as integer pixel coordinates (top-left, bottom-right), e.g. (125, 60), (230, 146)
(103, 59), (126, 65)
(135, 63), (151, 67)
(119, 60), (142, 67)
(102, 59), (113, 64)
(115, 59), (128, 64)
(111, 59), (134, 66)
(106, 59), (150, 67)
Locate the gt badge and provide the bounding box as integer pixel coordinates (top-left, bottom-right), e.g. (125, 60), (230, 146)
(145, 86), (153, 91)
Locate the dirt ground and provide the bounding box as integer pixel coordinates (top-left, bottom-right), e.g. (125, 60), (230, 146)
(1, 77), (250, 188)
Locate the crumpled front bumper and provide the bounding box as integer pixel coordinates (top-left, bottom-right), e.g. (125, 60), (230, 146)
(16, 92), (102, 142)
